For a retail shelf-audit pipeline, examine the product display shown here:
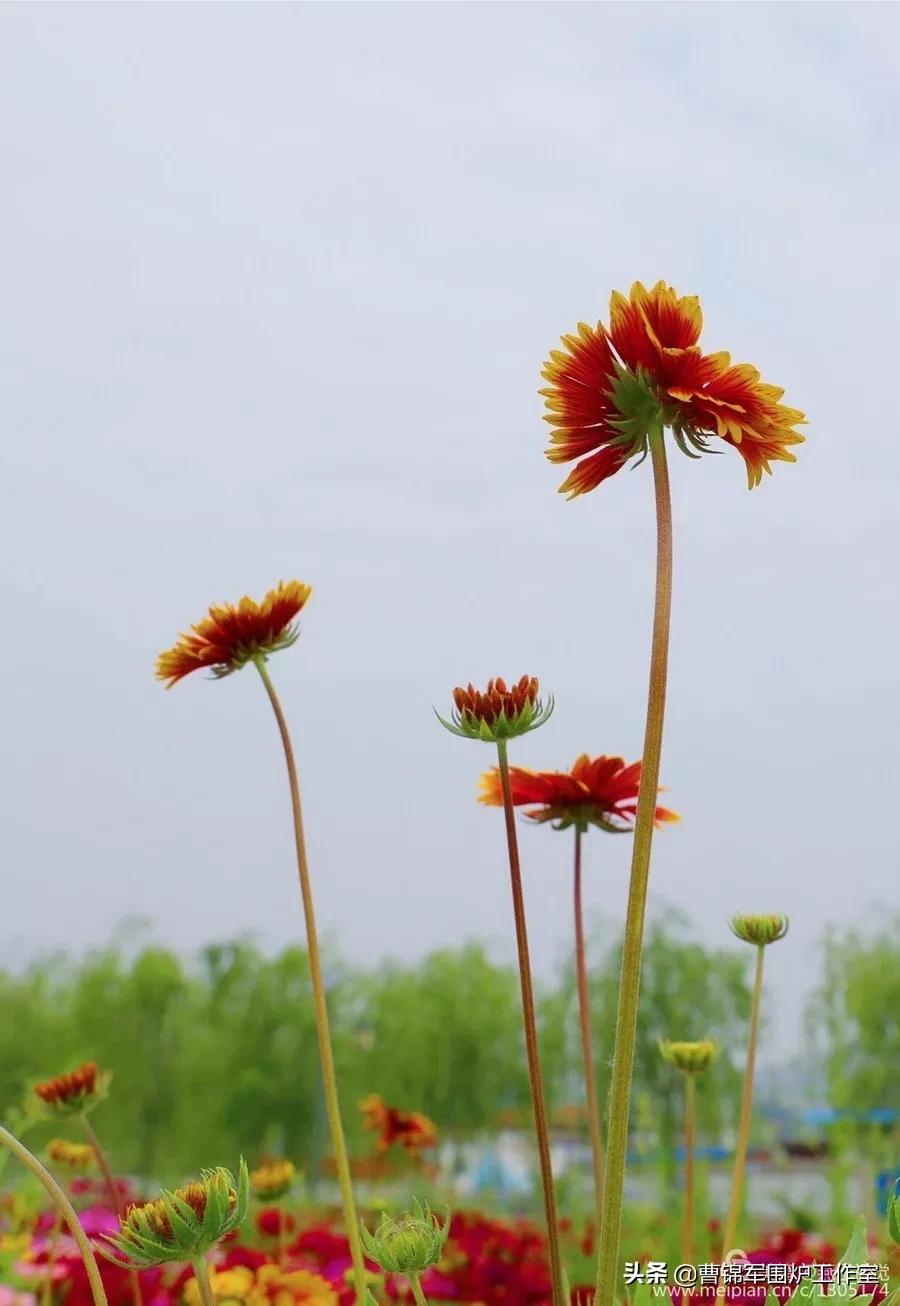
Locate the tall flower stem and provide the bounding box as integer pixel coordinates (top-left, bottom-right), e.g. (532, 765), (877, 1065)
(722, 943), (766, 1257)
(683, 1074), (696, 1263)
(496, 737), (564, 1306)
(573, 826), (604, 1235)
(42, 1209), (64, 1306)
(254, 656), (367, 1304)
(0, 1124), (109, 1306)
(595, 426), (673, 1306)
(81, 1115), (144, 1306)
(191, 1259), (217, 1306)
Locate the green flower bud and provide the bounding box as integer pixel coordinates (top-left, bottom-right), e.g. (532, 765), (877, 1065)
(659, 1040), (718, 1075)
(436, 677), (553, 743)
(103, 1160), (249, 1268)
(730, 914), (789, 947)
(360, 1199), (450, 1276)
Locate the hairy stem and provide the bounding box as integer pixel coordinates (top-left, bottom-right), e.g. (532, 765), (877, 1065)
(595, 427), (673, 1306)
(410, 1274), (430, 1306)
(81, 1115), (144, 1306)
(574, 826), (604, 1235)
(254, 656), (367, 1304)
(191, 1259), (217, 1306)
(722, 944), (766, 1256)
(683, 1074), (696, 1263)
(496, 737), (564, 1306)
(0, 1125), (108, 1306)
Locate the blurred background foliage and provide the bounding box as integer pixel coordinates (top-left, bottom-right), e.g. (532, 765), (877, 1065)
(1, 913), (897, 1185)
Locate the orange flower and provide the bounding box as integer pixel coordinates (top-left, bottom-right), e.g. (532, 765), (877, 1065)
(34, 1062), (106, 1116)
(156, 580), (312, 688)
(359, 1094), (438, 1156)
(542, 280), (805, 496)
(479, 754), (679, 833)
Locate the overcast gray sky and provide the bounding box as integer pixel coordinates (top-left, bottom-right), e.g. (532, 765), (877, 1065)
(2, 3), (898, 1061)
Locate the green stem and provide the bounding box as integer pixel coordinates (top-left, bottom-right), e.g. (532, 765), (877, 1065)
(683, 1074), (696, 1264)
(191, 1258), (217, 1306)
(42, 1208), (64, 1306)
(595, 427), (673, 1306)
(410, 1274), (430, 1306)
(496, 737), (564, 1306)
(0, 1124), (109, 1306)
(254, 656), (367, 1305)
(722, 944), (765, 1256)
(81, 1115), (144, 1306)
(574, 826), (604, 1235)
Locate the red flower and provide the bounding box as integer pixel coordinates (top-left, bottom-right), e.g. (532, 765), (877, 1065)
(542, 280), (805, 496)
(479, 754), (678, 832)
(359, 1095), (438, 1155)
(156, 580), (312, 687)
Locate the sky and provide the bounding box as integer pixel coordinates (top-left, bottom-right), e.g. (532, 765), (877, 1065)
(1, 3), (899, 1063)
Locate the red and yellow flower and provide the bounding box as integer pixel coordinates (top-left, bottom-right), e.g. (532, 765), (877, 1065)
(156, 581), (312, 688)
(359, 1095), (438, 1156)
(183, 1263), (338, 1306)
(542, 280), (805, 496)
(479, 754), (678, 833)
(46, 1139), (97, 1172)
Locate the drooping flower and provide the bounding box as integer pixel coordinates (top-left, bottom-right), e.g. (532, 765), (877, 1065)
(33, 1063), (108, 1118)
(251, 1159), (296, 1202)
(659, 1040), (718, 1075)
(730, 914), (790, 947)
(542, 280), (805, 496)
(156, 581), (312, 687)
(359, 1095), (438, 1156)
(360, 1201), (450, 1276)
(478, 754), (678, 832)
(435, 677), (553, 742)
(46, 1139), (96, 1172)
(103, 1162), (248, 1267)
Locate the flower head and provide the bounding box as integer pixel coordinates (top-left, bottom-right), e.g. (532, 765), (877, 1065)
(250, 1159), (295, 1202)
(183, 1263), (338, 1306)
(479, 753), (678, 833)
(359, 1095), (438, 1156)
(730, 914), (790, 947)
(542, 280), (805, 497)
(360, 1200), (450, 1276)
(46, 1139), (96, 1173)
(33, 1063), (108, 1118)
(659, 1040), (718, 1075)
(436, 677), (553, 743)
(103, 1161), (248, 1267)
(156, 581), (312, 688)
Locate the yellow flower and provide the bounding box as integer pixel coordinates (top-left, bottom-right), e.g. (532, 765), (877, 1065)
(183, 1265), (338, 1306)
(47, 1139), (96, 1172)
(251, 1159), (296, 1201)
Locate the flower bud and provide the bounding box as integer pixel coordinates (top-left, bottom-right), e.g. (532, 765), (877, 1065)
(659, 1040), (717, 1075)
(33, 1062), (110, 1119)
(360, 1199), (450, 1276)
(436, 676), (553, 743)
(103, 1160), (248, 1267)
(729, 914), (789, 947)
